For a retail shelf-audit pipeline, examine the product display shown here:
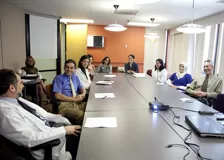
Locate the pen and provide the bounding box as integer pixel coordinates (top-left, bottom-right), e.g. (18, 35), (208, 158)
(102, 95), (107, 99)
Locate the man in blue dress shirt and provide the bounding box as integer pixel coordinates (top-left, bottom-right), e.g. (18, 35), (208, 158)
(53, 59), (86, 125)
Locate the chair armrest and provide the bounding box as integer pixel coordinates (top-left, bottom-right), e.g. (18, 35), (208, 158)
(50, 100), (61, 106)
(31, 139), (60, 151)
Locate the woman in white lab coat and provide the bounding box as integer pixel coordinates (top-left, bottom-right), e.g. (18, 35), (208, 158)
(151, 58), (167, 83)
(76, 55), (92, 89)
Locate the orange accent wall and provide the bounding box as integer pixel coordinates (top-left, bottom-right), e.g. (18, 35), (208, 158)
(87, 25), (145, 72)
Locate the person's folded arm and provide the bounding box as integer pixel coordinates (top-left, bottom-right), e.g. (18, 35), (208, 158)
(186, 80), (197, 95)
(54, 92), (82, 102)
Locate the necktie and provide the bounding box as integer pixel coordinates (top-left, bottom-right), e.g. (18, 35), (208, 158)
(201, 76), (209, 92)
(70, 77), (76, 97)
(17, 99), (52, 127)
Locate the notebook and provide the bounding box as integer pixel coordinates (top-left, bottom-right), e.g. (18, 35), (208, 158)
(185, 115), (224, 138)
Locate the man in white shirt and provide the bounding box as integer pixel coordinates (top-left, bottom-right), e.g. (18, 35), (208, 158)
(0, 69), (81, 160)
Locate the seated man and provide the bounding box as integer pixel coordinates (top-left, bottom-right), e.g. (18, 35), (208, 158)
(186, 60), (223, 106)
(53, 59), (86, 125)
(0, 69), (81, 160)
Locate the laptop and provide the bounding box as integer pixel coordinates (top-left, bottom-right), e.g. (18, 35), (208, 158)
(185, 115), (224, 138)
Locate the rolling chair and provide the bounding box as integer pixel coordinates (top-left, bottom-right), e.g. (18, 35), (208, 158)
(46, 84), (60, 114)
(0, 134), (60, 160)
(213, 94), (224, 113)
(147, 69), (152, 76)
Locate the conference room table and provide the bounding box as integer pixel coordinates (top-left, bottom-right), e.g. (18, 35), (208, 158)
(125, 74), (224, 160)
(76, 73), (202, 160)
(86, 73), (148, 112)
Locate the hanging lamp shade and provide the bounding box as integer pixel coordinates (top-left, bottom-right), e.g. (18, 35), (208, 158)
(176, 0), (206, 34)
(104, 24), (127, 32)
(144, 18), (160, 39)
(176, 23), (206, 34)
(104, 5), (127, 32)
(144, 33), (160, 38)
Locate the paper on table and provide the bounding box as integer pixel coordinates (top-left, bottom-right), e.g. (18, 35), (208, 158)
(22, 79), (33, 83)
(104, 75), (116, 78)
(157, 82), (165, 85)
(96, 81), (114, 85)
(25, 74), (38, 77)
(133, 73), (146, 78)
(95, 93), (115, 98)
(180, 98), (192, 102)
(85, 117), (117, 128)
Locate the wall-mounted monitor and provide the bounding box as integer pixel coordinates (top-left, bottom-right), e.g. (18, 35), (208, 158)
(87, 36), (104, 48)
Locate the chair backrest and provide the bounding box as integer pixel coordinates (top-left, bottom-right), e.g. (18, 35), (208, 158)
(46, 84), (53, 99)
(213, 94), (224, 113)
(147, 69), (152, 76)
(0, 135), (35, 160)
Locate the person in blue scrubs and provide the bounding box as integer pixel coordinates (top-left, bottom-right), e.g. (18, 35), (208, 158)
(167, 62), (192, 90)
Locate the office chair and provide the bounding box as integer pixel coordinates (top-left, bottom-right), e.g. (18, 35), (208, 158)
(147, 69), (152, 76)
(46, 84), (60, 114)
(213, 94), (224, 113)
(0, 134), (60, 160)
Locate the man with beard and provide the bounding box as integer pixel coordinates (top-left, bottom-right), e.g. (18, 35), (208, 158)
(186, 60), (223, 106)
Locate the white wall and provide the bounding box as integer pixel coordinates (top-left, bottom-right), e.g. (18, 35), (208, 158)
(0, 1), (26, 70)
(167, 12), (224, 79)
(60, 23), (66, 73)
(144, 28), (166, 72)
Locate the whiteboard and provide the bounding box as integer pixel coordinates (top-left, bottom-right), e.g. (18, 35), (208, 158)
(30, 15), (57, 58)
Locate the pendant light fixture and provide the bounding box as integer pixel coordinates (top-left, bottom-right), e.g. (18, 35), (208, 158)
(144, 18), (160, 39)
(176, 0), (206, 34)
(104, 5), (127, 32)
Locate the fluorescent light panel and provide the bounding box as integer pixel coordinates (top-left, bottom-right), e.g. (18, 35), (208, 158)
(128, 22), (160, 27)
(122, 0), (160, 4)
(60, 19), (94, 24)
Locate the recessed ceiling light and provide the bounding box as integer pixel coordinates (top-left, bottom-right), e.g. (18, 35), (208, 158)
(60, 19), (94, 24)
(128, 22), (160, 27)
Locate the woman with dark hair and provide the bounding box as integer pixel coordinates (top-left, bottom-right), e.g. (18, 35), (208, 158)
(97, 56), (112, 73)
(151, 58), (167, 83)
(76, 55), (91, 89)
(124, 54), (139, 74)
(87, 54), (95, 78)
(20, 56), (47, 107)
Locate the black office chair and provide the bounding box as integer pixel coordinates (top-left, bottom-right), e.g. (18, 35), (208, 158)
(0, 135), (60, 160)
(213, 94), (224, 113)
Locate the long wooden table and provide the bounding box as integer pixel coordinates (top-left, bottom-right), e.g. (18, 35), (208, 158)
(76, 73), (223, 160)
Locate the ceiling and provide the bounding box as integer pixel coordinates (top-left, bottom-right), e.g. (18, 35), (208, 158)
(6, 0), (224, 29)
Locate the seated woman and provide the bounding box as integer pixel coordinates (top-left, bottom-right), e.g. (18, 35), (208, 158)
(167, 62), (192, 90)
(76, 55), (92, 89)
(151, 59), (167, 83)
(87, 54), (95, 80)
(124, 54), (139, 74)
(97, 56), (112, 73)
(20, 56), (47, 107)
